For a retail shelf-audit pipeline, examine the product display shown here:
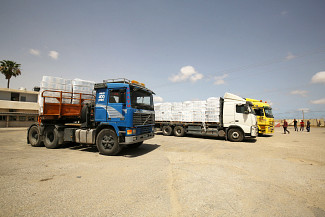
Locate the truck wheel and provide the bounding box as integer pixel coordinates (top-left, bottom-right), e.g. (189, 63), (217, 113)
(174, 126), (185, 137)
(28, 125), (43, 147)
(44, 126), (60, 149)
(127, 141), (143, 148)
(227, 128), (244, 142)
(96, 129), (121, 155)
(162, 126), (173, 136)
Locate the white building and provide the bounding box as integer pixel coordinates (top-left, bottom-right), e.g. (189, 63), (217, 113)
(0, 88), (39, 127)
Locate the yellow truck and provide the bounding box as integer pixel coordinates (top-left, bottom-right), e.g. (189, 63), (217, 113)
(246, 98), (274, 135)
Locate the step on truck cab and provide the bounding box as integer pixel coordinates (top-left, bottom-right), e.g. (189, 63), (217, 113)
(245, 98), (274, 135)
(27, 78), (155, 156)
(155, 93), (258, 142)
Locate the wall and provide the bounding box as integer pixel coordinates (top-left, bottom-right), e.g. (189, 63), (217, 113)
(275, 119), (325, 127)
(0, 91), (11, 100)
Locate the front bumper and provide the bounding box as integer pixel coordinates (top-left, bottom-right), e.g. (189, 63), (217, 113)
(122, 132), (155, 144)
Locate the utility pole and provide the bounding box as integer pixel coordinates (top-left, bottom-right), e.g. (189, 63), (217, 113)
(302, 110), (304, 121)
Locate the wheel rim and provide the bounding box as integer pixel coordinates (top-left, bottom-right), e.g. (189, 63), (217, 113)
(232, 131), (239, 139)
(31, 129), (38, 143)
(177, 129), (181, 134)
(101, 135), (114, 150)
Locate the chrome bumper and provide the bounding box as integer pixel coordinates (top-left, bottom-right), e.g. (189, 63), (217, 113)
(122, 132), (155, 144)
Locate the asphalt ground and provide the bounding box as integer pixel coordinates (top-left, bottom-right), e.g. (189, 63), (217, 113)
(0, 127), (324, 217)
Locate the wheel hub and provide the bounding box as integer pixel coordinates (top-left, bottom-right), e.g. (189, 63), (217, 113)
(102, 135), (114, 149)
(232, 132), (239, 139)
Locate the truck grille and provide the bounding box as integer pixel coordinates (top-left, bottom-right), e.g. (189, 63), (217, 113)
(133, 113), (155, 126)
(138, 126), (152, 134)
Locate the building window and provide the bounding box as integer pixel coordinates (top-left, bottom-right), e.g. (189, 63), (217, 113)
(11, 92), (20, 101)
(0, 116), (6, 121)
(9, 116), (17, 121)
(28, 116), (36, 121)
(21, 96), (26, 101)
(19, 116), (26, 121)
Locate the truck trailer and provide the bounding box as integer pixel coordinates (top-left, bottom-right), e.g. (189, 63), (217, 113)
(155, 93), (258, 142)
(27, 78), (155, 156)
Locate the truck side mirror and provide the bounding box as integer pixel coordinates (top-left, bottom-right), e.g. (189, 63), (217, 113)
(244, 105), (249, 114)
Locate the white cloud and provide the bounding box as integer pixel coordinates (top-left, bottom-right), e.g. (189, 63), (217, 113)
(310, 98), (325, 104)
(311, 71), (325, 84)
(214, 74), (228, 85)
(49, 51), (59, 60)
(153, 96), (164, 103)
(290, 90), (308, 97)
(281, 10), (288, 16)
(169, 66), (203, 83)
(285, 52), (296, 60)
(29, 49), (40, 56)
(297, 108), (310, 113)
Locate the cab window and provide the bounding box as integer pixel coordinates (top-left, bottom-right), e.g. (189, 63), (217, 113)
(109, 89), (126, 103)
(236, 105), (246, 113)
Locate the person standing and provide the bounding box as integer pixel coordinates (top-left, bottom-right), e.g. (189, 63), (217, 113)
(300, 120), (305, 131)
(306, 120), (311, 132)
(283, 119), (290, 134)
(293, 119), (298, 131)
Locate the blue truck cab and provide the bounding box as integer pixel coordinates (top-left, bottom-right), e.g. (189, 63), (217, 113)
(92, 79), (155, 155)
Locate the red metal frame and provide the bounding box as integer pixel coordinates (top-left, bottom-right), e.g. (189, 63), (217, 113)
(40, 90), (94, 120)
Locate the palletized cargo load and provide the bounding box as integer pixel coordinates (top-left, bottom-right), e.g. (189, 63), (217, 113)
(38, 76), (95, 114)
(155, 93), (258, 142)
(155, 97), (220, 123)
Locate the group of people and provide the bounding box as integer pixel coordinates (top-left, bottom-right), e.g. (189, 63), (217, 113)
(283, 119), (311, 134)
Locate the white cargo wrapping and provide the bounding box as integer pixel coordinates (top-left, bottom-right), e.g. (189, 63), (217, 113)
(71, 78), (95, 104)
(155, 97), (220, 123)
(38, 76), (73, 114)
(38, 76), (96, 114)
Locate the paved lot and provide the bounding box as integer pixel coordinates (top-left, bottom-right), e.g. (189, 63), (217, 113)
(0, 127), (324, 217)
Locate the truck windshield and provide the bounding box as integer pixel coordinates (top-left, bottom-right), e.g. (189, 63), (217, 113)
(254, 108), (264, 116)
(131, 89), (154, 110)
(264, 107), (274, 118)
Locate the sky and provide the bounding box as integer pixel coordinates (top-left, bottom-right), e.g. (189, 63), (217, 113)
(1, 0), (325, 119)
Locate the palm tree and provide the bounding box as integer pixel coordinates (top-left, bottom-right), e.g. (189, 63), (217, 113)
(0, 60), (22, 88)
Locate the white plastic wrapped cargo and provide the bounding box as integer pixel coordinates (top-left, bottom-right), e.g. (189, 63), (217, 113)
(72, 78), (95, 104)
(155, 98), (220, 123)
(38, 76), (73, 114)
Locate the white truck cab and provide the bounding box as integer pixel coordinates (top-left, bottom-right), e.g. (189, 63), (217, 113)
(223, 93), (258, 139)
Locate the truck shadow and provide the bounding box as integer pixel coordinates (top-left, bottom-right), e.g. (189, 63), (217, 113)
(156, 132), (257, 143)
(60, 143), (160, 157)
(119, 143), (160, 158)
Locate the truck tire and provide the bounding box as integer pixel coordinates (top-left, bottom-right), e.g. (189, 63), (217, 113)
(44, 126), (60, 149)
(28, 125), (43, 147)
(96, 129), (121, 155)
(127, 141), (143, 148)
(162, 125), (173, 136)
(174, 126), (185, 137)
(227, 128), (244, 142)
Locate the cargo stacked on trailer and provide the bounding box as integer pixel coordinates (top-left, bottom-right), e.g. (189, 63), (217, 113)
(27, 77), (155, 156)
(155, 93), (258, 142)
